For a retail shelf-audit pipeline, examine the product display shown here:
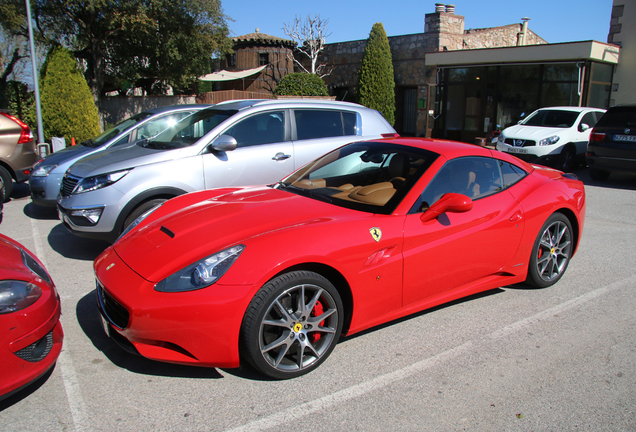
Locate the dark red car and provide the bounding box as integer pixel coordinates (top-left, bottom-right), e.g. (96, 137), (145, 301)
(0, 234), (63, 400)
(95, 138), (585, 379)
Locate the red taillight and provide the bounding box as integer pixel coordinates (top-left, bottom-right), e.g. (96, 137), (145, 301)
(0, 112), (34, 144)
(381, 133), (400, 138)
(589, 129), (605, 143)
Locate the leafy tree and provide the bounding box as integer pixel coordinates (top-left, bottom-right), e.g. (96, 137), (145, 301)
(273, 72), (328, 96)
(0, 0), (232, 99)
(357, 23), (395, 126)
(40, 46), (100, 142)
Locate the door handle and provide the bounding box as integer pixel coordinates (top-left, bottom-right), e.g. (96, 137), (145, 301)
(509, 212), (523, 222)
(272, 152), (291, 161)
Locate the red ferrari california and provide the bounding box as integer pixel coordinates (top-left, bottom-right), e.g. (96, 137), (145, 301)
(1, 234), (63, 399)
(94, 138), (585, 379)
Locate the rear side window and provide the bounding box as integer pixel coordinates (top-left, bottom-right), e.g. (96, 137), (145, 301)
(499, 160), (528, 188)
(595, 107), (636, 128)
(294, 110), (357, 140)
(579, 112), (600, 132)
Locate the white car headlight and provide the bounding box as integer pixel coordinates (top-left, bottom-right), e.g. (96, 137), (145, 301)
(539, 135), (560, 146)
(75, 170), (130, 194)
(32, 163), (58, 177)
(155, 245), (245, 292)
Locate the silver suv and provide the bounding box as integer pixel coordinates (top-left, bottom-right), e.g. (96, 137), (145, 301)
(0, 111), (38, 201)
(57, 99), (397, 241)
(30, 104), (208, 207)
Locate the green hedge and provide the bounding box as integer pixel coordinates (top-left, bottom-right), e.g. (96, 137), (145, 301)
(274, 73), (328, 96)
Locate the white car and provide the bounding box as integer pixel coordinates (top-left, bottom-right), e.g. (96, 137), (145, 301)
(496, 106), (605, 171)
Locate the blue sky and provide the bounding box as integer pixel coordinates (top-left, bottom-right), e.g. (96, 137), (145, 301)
(222, 0), (613, 44)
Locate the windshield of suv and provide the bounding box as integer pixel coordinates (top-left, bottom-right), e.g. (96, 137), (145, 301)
(275, 142), (437, 215)
(144, 109), (238, 149)
(522, 110), (579, 128)
(83, 112), (152, 148)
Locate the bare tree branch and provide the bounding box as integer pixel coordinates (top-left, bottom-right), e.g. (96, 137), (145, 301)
(283, 14), (333, 78)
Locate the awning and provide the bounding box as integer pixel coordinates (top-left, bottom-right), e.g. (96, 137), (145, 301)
(198, 65), (267, 82)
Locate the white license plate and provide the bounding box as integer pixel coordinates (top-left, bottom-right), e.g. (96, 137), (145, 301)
(100, 313), (111, 337)
(614, 134), (636, 142)
(508, 147), (528, 154)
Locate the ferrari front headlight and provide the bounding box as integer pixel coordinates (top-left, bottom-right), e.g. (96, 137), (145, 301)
(0, 280), (42, 314)
(154, 245), (245, 292)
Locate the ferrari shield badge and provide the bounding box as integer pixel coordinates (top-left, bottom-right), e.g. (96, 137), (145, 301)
(369, 227), (382, 242)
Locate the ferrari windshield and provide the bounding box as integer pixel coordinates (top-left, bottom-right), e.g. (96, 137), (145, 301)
(522, 109), (579, 128)
(144, 108), (238, 149)
(83, 112), (152, 148)
(277, 142), (438, 214)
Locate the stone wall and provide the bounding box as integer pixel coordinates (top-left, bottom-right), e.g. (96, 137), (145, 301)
(98, 95), (197, 128)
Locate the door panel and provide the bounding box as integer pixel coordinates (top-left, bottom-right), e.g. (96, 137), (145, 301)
(402, 190), (524, 305)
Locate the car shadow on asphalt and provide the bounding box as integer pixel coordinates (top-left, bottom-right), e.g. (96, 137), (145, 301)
(23, 201), (58, 220)
(570, 166), (636, 191)
(338, 288), (506, 344)
(47, 224), (111, 261)
(76, 291), (228, 379)
(0, 367), (55, 412)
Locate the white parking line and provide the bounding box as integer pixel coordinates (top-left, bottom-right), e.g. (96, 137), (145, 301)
(30, 218), (91, 432)
(226, 276), (636, 432)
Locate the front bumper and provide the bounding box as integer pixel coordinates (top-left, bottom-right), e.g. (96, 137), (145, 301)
(29, 173), (63, 207)
(1, 299), (63, 400)
(94, 247), (256, 368)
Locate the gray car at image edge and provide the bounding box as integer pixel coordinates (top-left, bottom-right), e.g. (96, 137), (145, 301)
(29, 104), (209, 206)
(56, 99), (397, 242)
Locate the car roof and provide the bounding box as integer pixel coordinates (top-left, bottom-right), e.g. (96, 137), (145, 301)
(534, 106), (605, 112)
(143, 104), (211, 115)
(212, 98), (367, 111)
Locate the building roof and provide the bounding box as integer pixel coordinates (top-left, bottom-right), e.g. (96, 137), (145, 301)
(425, 40), (620, 66)
(233, 29), (296, 48)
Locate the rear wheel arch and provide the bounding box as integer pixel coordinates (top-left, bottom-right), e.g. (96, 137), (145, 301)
(554, 208), (580, 254)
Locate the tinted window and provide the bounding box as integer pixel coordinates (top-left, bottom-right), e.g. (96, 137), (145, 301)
(225, 111), (285, 147)
(294, 110), (357, 140)
(413, 157), (503, 212)
(499, 160), (528, 188)
(579, 112), (599, 132)
(523, 110), (579, 128)
(595, 107), (636, 128)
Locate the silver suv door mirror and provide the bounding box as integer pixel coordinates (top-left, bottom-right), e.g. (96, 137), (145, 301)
(209, 134), (238, 152)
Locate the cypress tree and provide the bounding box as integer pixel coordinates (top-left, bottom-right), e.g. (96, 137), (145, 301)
(357, 23), (395, 126)
(40, 46), (101, 143)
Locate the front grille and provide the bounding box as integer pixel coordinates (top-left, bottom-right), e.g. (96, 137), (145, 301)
(60, 173), (81, 197)
(505, 138), (536, 147)
(14, 331), (53, 362)
(96, 282), (130, 329)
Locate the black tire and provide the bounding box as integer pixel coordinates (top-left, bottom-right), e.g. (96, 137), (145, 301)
(589, 167), (610, 181)
(122, 198), (166, 231)
(526, 213), (573, 288)
(557, 146), (576, 172)
(241, 270), (344, 379)
(0, 166), (13, 202)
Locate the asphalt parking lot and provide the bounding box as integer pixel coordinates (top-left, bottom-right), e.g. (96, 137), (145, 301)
(1, 169), (636, 432)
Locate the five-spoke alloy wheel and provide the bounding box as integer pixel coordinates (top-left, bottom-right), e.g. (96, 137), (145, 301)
(527, 213), (573, 288)
(241, 271), (344, 379)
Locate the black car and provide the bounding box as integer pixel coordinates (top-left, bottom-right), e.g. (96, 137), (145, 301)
(586, 104), (636, 180)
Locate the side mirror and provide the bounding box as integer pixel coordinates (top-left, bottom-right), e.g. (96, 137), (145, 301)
(420, 193), (473, 223)
(579, 123), (590, 132)
(209, 134), (237, 152)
